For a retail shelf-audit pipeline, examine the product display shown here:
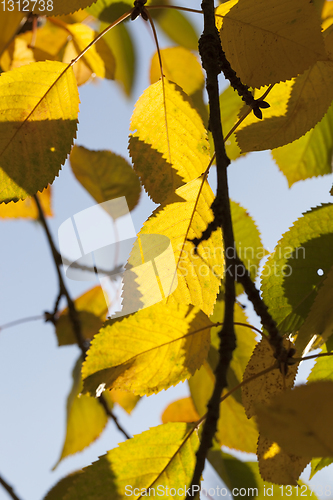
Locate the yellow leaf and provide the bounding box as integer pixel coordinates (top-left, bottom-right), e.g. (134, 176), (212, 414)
(54, 358), (108, 468)
(61, 423), (199, 500)
(255, 381), (333, 457)
(65, 23), (115, 80)
(62, 40), (93, 86)
(129, 79), (211, 204)
(34, 0), (100, 16)
(56, 286), (109, 346)
(161, 397), (200, 424)
(138, 178), (223, 316)
(70, 145), (141, 211)
(0, 61), (79, 203)
(189, 361), (259, 453)
(0, 186), (52, 219)
(0, 11), (24, 58)
(237, 31), (333, 152)
(242, 338), (298, 418)
(150, 47), (204, 97)
(257, 435), (309, 486)
(108, 389), (140, 414)
(219, 0), (326, 88)
(82, 302), (212, 396)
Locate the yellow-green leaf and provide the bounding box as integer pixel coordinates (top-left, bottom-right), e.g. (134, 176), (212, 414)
(82, 302), (212, 396)
(56, 286), (109, 346)
(0, 186), (52, 219)
(272, 102), (333, 187)
(153, 7), (199, 52)
(242, 338), (298, 418)
(219, 85), (244, 161)
(257, 435), (309, 486)
(150, 48), (204, 97)
(161, 397), (200, 424)
(54, 357), (108, 468)
(62, 423), (199, 500)
(138, 178), (223, 316)
(255, 381), (333, 457)
(36, 0), (99, 16)
(70, 146), (141, 211)
(218, 0), (326, 88)
(0, 61), (79, 203)
(310, 457), (333, 479)
(129, 79), (211, 204)
(307, 344), (333, 383)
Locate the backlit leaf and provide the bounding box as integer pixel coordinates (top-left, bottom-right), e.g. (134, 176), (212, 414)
(219, 85), (244, 161)
(189, 360), (259, 453)
(154, 8), (199, 52)
(0, 11), (24, 58)
(129, 79), (211, 204)
(70, 146), (141, 211)
(310, 457), (333, 479)
(56, 286), (109, 346)
(87, 0), (132, 23)
(36, 0), (100, 16)
(0, 186), (52, 219)
(138, 178), (223, 316)
(62, 41), (93, 86)
(261, 203), (333, 341)
(307, 344), (333, 383)
(161, 397), (199, 424)
(150, 48), (204, 97)
(63, 423), (199, 500)
(242, 338), (298, 418)
(272, 102), (333, 187)
(0, 61), (79, 203)
(218, 0), (326, 88)
(82, 302), (212, 396)
(108, 389), (140, 414)
(257, 435), (309, 486)
(255, 381), (333, 457)
(54, 357), (108, 468)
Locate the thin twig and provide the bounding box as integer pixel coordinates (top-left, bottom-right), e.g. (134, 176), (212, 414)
(0, 474), (22, 500)
(0, 315), (44, 332)
(33, 195), (131, 441)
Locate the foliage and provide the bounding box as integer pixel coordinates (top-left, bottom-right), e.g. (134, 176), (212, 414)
(3, 0), (333, 499)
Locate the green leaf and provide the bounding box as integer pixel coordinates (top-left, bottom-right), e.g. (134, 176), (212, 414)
(54, 357), (108, 469)
(87, 0), (132, 23)
(260, 204), (333, 342)
(129, 79), (211, 204)
(0, 61), (79, 202)
(82, 302), (212, 396)
(153, 7), (199, 52)
(43, 472), (83, 500)
(70, 146), (141, 211)
(63, 423), (199, 500)
(307, 344), (333, 383)
(272, 102), (333, 187)
(101, 21), (135, 96)
(218, 0), (326, 88)
(55, 286), (109, 346)
(38, 0), (100, 16)
(310, 457), (333, 479)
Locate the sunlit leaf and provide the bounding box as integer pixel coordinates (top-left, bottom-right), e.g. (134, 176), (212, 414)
(0, 186), (52, 219)
(260, 203), (333, 347)
(189, 360), (259, 453)
(307, 344), (333, 383)
(0, 11), (24, 58)
(0, 61), (79, 203)
(82, 302), (212, 396)
(62, 40), (93, 86)
(35, 0), (100, 16)
(310, 457), (333, 479)
(161, 397), (199, 424)
(101, 21), (135, 96)
(138, 178), (223, 316)
(54, 357), (108, 468)
(62, 423), (199, 500)
(56, 286), (109, 346)
(219, 85), (244, 161)
(272, 102), (333, 187)
(87, 0), (132, 23)
(153, 7), (199, 52)
(255, 381), (333, 457)
(150, 48), (204, 97)
(129, 79), (211, 204)
(70, 146), (141, 211)
(242, 338), (298, 418)
(108, 388), (140, 414)
(257, 435), (309, 486)
(218, 0), (326, 88)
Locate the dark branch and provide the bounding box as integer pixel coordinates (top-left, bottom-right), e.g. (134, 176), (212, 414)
(0, 474), (22, 500)
(33, 194), (131, 441)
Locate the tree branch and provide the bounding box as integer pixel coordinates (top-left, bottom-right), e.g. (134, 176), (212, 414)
(33, 194), (131, 441)
(0, 474), (22, 500)
(187, 0), (237, 495)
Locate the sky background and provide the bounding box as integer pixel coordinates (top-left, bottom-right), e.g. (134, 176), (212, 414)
(1, 3), (333, 500)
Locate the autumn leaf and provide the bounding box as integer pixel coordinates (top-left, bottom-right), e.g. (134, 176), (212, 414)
(0, 61), (79, 203)
(108, 388), (140, 414)
(70, 145), (141, 211)
(255, 381), (333, 457)
(218, 0), (326, 88)
(36, 0), (100, 16)
(82, 302), (212, 396)
(0, 11), (24, 58)
(161, 397), (199, 424)
(0, 186), (52, 219)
